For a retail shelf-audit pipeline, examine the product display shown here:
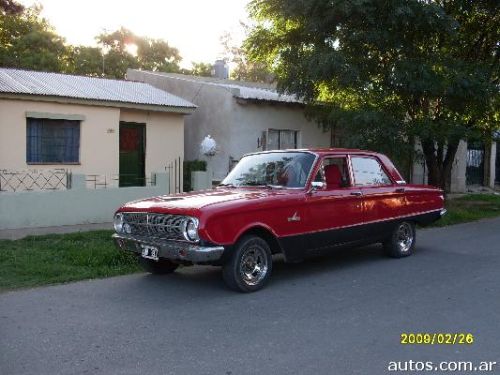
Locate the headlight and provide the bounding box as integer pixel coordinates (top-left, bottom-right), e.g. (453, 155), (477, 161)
(183, 217), (199, 241)
(113, 213), (124, 233)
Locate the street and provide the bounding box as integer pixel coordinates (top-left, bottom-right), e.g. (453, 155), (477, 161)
(1, 218), (500, 375)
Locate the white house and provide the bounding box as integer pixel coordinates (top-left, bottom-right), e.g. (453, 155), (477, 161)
(126, 69), (331, 181)
(0, 68), (195, 191)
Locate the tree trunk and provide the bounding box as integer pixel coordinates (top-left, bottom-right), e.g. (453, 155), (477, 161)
(421, 139), (459, 192)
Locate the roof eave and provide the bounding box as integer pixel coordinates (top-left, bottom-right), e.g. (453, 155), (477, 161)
(234, 96), (305, 106)
(0, 93), (197, 114)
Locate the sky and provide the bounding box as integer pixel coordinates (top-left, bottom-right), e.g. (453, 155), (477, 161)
(18, 0), (251, 68)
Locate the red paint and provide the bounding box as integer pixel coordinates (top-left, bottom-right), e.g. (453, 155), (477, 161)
(116, 149), (444, 245)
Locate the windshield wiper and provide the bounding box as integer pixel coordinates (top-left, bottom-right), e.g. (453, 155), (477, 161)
(241, 182), (283, 189)
(241, 181), (266, 186)
(218, 183), (237, 188)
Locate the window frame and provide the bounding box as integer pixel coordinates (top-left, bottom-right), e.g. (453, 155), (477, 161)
(266, 128), (300, 150)
(26, 117), (81, 165)
(314, 156), (352, 189)
(348, 155), (394, 187)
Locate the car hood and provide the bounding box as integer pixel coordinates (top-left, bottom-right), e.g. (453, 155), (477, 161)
(120, 188), (288, 213)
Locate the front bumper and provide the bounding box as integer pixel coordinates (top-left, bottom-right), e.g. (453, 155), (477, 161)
(112, 234), (225, 264)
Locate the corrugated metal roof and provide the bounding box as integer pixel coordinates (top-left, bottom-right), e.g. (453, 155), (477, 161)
(130, 70), (302, 104)
(0, 68), (196, 109)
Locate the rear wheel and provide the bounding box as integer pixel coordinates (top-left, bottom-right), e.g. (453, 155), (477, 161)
(138, 257), (179, 274)
(383, 221), (416, 258)
(222, 235), (273, 292)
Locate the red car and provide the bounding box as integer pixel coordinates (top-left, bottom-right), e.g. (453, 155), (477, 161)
(113, 149), (446, 292)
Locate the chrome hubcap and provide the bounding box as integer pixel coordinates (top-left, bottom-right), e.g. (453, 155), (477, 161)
(239, 244), (268, 286)
(396, 223), (413, 252)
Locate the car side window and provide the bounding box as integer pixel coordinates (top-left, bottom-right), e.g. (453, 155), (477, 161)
(314, 157), (350, 189)
(351, 156), (392, 186)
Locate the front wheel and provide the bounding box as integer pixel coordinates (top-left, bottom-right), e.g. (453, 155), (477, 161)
(138, 257), (179, 274)
(383, 221), (416, 258)
(222, 235), (273, 292)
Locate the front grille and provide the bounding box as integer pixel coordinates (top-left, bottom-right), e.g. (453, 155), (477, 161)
(122, 213), (186, 241)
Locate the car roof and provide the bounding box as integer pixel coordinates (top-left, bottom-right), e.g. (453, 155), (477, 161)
(245, 148), (379, 157)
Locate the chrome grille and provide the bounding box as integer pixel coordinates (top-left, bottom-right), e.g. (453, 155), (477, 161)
(122, 213), (186, 241)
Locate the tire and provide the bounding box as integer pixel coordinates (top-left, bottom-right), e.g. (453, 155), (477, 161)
(383, 221), (416, 258)
(222, 235), (273, 293)
(138, 257), (179, 274)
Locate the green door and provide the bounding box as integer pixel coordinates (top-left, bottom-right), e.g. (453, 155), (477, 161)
(119, 122), (145, 187)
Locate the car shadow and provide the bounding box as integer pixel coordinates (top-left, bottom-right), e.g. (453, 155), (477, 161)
(125, 243), (392, 298)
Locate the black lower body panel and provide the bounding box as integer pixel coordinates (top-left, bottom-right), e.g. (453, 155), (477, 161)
(278, 210), (443, 262)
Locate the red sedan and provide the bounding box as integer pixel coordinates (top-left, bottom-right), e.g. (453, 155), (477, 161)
(113, 149), (446, 292)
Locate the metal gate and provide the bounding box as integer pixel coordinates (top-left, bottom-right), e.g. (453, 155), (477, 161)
(166, 157), (182, 194)
(466, 141), (484, 185)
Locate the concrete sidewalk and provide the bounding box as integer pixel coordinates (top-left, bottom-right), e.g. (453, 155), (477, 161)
(0, 222), (113, 240)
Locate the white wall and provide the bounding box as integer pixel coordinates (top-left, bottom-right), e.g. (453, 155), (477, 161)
(127, 70), (331, 181)
(0, 173), (169, 230)
(229, 100), (330, 165)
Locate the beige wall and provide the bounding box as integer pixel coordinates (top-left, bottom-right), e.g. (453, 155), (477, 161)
(0, 98), (184, 178)
(119, 109), (184, 176)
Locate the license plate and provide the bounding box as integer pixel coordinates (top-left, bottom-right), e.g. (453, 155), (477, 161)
(141, 245), (159, 261)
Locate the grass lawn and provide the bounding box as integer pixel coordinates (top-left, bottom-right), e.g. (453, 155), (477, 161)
(432, 193), (500, 227)
(1, 194), (499, 292)
(0, 230), (140, 292)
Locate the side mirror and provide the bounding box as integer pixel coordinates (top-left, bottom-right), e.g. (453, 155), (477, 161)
(311, 181), (325, 190)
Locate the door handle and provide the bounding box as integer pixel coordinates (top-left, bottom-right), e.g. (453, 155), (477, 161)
(350, 191), (362, 196)
(395, 188), (405, 193)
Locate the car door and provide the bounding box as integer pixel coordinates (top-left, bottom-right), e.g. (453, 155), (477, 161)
(350, 155), (406, 239)
(304, 156), (364, 251)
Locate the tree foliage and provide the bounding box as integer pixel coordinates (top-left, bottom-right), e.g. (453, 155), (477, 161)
(245, 0), (500, 189)
(0, 0), (24, 15)
(0, 6), (183, 79)
(0, 5), (69, 72)
(96, 27), (181, 78)
(190, 61), (213, 77)
(221, 29), (273, 82)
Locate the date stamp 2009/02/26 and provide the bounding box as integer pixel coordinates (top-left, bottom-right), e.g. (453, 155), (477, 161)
(400, 332), (474, 345)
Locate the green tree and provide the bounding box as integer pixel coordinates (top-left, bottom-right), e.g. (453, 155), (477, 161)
(67, 46), (104, 77)
(136, 37), (181, 72)
(246, 0), (499, 190)
(0, 0), (23, 15)
(0, 5), (69, 72)
(221, 29), (273, 82)
(190, 61), (213, 77)
(96, 27), (181, 78)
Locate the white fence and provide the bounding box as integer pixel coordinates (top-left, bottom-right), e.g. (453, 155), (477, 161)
(0, 172), (169, 230)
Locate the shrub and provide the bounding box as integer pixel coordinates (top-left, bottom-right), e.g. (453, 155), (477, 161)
(183, 160), (207, 192)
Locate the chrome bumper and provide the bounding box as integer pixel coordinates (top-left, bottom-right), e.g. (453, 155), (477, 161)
(112, 234), (225, 263)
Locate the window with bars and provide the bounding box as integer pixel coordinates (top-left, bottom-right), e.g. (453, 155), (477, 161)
(267, 129), (299, 150)
(26, 118), (80, 164)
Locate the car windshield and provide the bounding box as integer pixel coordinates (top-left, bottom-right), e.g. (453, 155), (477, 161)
(220, 152), (316, 188)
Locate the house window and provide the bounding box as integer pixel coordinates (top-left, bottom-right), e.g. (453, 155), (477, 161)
(26, 118), (80, 164)
(267, 129), (299, 150)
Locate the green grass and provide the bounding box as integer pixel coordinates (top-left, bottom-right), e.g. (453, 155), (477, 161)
(432, 193), (500, 227)
(0, 230), (140, 292)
